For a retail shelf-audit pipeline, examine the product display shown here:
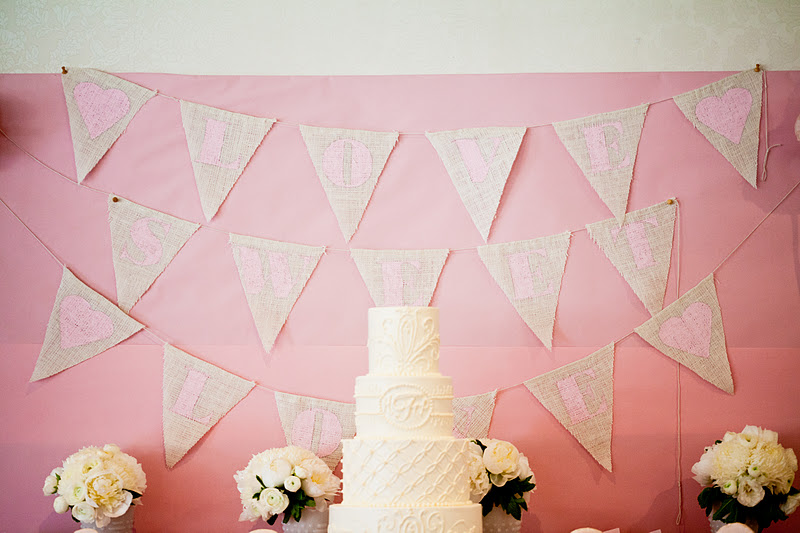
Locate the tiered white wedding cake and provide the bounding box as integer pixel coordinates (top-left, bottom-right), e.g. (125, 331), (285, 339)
(327, 306), (482, 533)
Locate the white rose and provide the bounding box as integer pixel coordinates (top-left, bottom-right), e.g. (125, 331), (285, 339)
(53, 496), (70, 514)
(737, 477), (766, 507)
(483, 440), (520, 477)
(720, 479), (738, 495)
(284, 475), (302, 492)
(260, 487), (289, 515)
(780, 493), (800, 515)
(71, 501), (96, 523)
(59, 480), (87, 506)
(43, 474), (59, 495)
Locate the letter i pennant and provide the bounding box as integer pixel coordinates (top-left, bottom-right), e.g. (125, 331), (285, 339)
(524, 344), (615, 471)
(180, 101), (274, 221)
(478, 232), (571, 349)
(427, 127), (526, 241)
(108, 195), (200, 312)
(554, 105), (649, 225)
(162, 344), (255, 468)
(31, 267), (144, 381)
(229, 233), (325, 353)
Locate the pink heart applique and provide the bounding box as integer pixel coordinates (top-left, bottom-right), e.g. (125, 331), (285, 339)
(73, 82), (131, 139)
(695, 88), (752, 144)
(658, 302), (713, 358)
(60, 294), (114, 349)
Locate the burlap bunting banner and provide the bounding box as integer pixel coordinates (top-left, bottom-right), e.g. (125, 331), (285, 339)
(30, 267), (144, 381)
(180, 101), (274, 221)
(673, 69), (762, 187)
(107, 195), (200, 312)
(350, 248), (449, 307)
(478, 232), (571, 350)
(162, 344), (255, 468)
(553, 104), (649, 225)
(586, 199), (677, 315)
(274, 391), (356, 470)
(229, 233), (324, 353)
(426, 127), (526, 241)
(634, 274), (733, 394)
(524, 344), (615, 471)
(61, 67), (156, 182)
(299, 125), (399, 241)
(452, 390), (497, 439)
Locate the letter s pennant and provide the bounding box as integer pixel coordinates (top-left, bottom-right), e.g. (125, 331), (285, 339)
(108, 195), (200, 312)
(524, 344), (615, 471)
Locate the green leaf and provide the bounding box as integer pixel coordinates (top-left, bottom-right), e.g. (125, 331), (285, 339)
(266, 514), (278, 525)
(256, 475), (266, 488)
(127, 490), (142, 499)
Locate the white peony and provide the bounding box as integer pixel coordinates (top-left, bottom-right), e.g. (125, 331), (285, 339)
(691, 447), (715, 486)
(53, 496), (69, 514)
(301, 466), (337, 498)
(43, 474), (59, 495)
(737, 476), (766, 507)
(259, 458), (293, 488)
(284, 475), (302, 492)
(483, 440), (520, 477)
(780, 493), (800, 516)
(71, 501), (96, 523)
(260, 487), (290, 515)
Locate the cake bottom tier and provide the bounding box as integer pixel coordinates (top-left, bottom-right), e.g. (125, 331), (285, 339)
(327, 503), (482, 533)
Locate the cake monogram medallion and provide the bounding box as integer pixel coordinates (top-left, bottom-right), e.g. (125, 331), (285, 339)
(379, 384), (433, 428)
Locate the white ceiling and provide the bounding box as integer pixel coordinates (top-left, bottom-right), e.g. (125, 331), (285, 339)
(1, 0), (798, 74)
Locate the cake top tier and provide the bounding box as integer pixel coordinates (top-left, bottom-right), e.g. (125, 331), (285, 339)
(367, 307), (440, 376)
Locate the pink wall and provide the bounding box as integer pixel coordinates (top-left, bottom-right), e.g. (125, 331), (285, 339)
(1, 71), (799, 532)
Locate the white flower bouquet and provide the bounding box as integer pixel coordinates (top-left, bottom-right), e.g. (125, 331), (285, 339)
(692, 425), (800, 531)
(467, 439), (536, 519)
(234, 445), (340, 526)
(43, 444), (146, 527)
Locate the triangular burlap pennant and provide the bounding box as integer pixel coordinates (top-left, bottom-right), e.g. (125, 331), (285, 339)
(478, 232), (571, 350)
(586, 199), (677, 316)
(30, 267), (144, 381)
(162, 344), (255, 468)
(452, 390), (497, 439)
(673, 70), (762, 187)
(524, 344), (615, 471)
(229, 233), (324, 353)
(350, 248), (449, 306)
(426, 127), (526, 241)
(108, 195), (200, 312)
(61, 67), (156, 182)
(299, 125), (398, 241)
(634, 274), (733, 394)
(274, 391), (356, 470)
(180, 101), (274, 221)
(553, 105), (649, 225)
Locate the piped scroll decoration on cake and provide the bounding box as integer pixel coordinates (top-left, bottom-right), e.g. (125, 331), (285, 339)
(673, 69), (763, 187)
(369, 308), (440, 375)
(634, 274), (733, 394)
(31, 267), (144, 382)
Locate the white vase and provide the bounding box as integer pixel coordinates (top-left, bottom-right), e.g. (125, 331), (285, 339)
(282, 508), (329, 533)
(85, 506), (135, 533)
(482, 506), (522, 533)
